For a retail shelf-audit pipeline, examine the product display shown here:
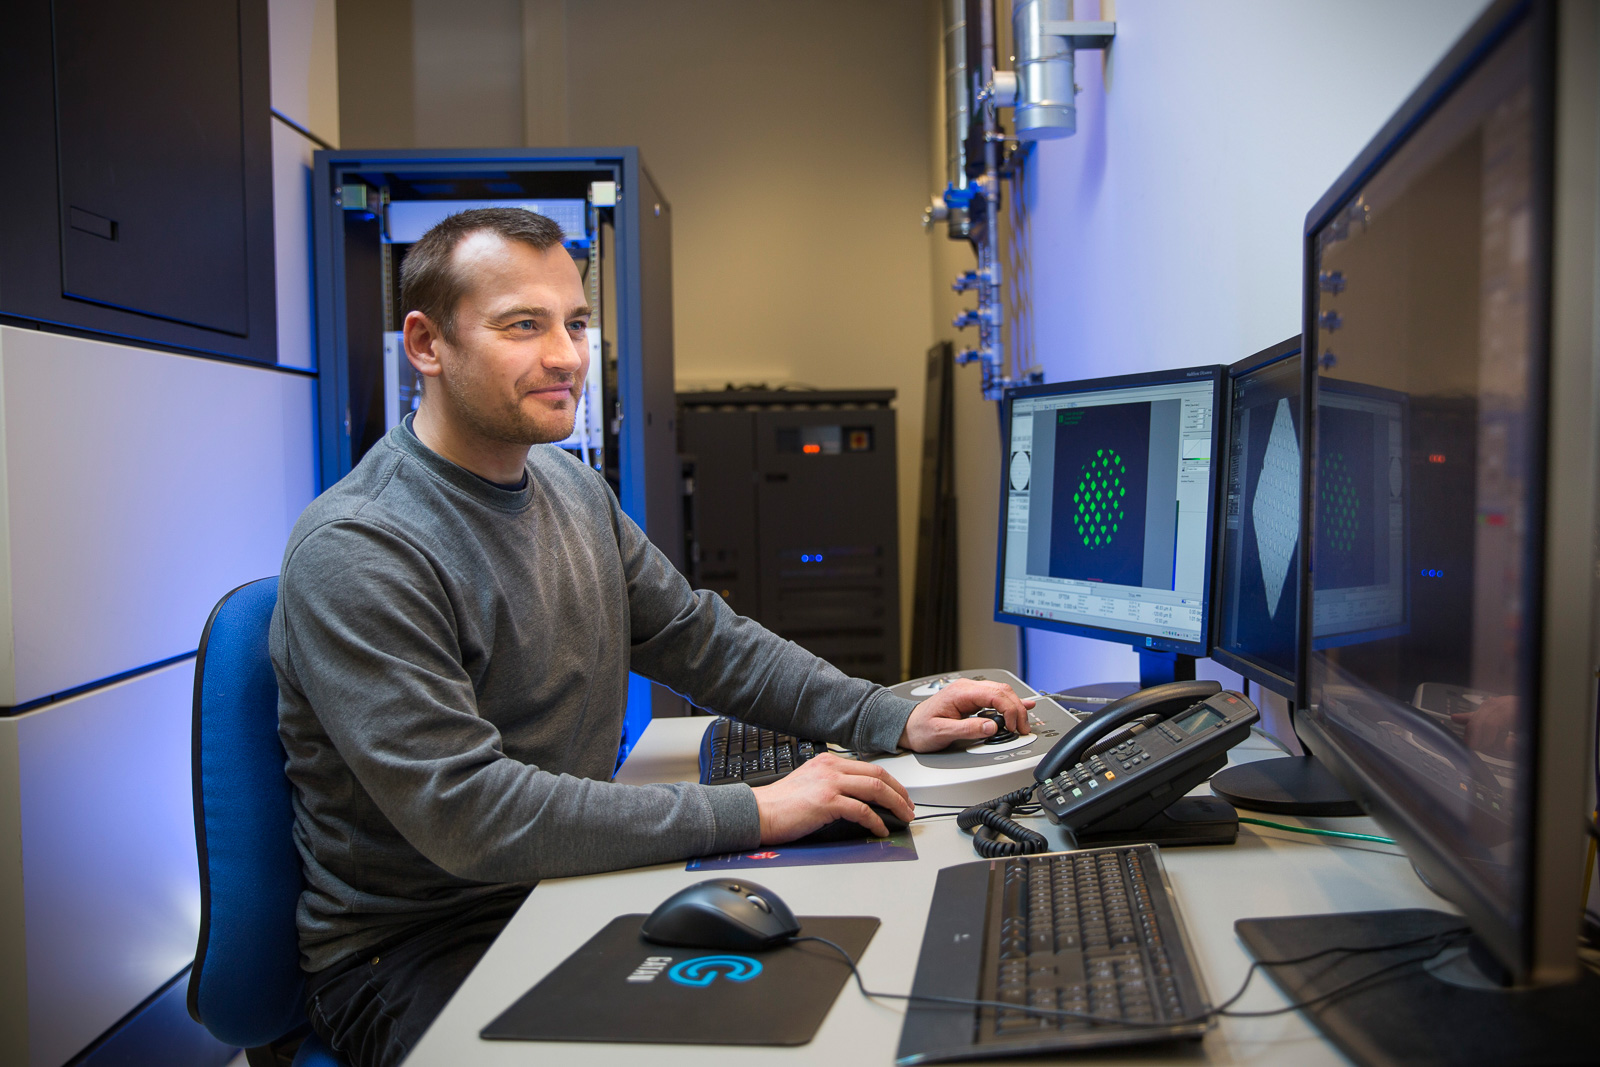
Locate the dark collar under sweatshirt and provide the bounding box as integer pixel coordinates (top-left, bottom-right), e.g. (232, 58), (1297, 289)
(270, 423), (916, 972)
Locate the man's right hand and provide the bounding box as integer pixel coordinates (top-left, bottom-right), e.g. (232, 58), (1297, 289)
(751, 752), (914, 843)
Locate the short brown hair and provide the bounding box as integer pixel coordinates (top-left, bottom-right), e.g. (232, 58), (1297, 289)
(399, 207), (567, 343)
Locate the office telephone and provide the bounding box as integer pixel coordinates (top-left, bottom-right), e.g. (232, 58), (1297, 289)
(958, 680), (1259, 857)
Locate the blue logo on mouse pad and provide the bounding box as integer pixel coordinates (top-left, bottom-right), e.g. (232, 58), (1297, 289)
(667, 955), (763, 987)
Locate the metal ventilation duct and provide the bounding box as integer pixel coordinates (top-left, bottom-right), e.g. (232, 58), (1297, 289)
(944, 0), (971, 192)
(1012, 0), (1077, 139)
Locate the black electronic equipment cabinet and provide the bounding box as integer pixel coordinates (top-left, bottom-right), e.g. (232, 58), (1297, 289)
(0, 0), (277, 364)
(310, 147), (681, 574)
(680, 390), (901, 686)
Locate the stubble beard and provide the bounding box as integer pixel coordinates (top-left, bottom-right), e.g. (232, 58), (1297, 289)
(441, 368), (581, 447)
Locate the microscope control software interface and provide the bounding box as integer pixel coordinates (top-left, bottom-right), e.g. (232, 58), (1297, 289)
(1002, 378), (1216, 645)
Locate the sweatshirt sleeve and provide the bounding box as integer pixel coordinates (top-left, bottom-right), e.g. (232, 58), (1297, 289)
(606, 491), (918, 753)
(273, 518), (762, 885)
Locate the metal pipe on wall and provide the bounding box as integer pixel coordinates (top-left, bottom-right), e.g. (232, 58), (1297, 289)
(925, 1), (1115, 401)
(945, 0), (970, 194)
(1011, 0), (1078, 139)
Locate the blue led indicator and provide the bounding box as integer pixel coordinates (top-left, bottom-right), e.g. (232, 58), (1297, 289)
(1419, 568), (1443, 578)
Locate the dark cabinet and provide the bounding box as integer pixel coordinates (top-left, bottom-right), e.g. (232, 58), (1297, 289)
(0, 0), (276, 362)
(681, 391), (902, 685)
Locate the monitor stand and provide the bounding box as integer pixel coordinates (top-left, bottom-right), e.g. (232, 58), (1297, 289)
(1206, 691), (1362, 817)
(1209, 754), (1363, 817)
(1235, 909), (1600, 1066)
(1046, 652), (1199, 712)
(1137, 650), (1195, 687)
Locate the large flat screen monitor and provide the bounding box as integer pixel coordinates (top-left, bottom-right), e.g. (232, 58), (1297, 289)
(1212, 338), (1302, 696)
(1283, 0), (1598, 1014)
(996, 366), (1224, 659)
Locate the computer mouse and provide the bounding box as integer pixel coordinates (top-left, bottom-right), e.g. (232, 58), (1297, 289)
(795, 804), (912, 844)
(640, 878), (800, 950)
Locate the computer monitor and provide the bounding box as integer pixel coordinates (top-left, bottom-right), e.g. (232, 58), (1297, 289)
(1238, 4), (1599, 1053)
(1211, 338), (1302, 697)
(1211, 342), (1413, 691)
(995, 366), (1225, 673)
(1208, 339), (1368, 818)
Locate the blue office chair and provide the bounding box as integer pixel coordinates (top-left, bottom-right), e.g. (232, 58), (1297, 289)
(188, 577), (344, 1067)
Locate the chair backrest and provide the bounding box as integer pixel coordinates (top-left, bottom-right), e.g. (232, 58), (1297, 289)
(187, 576), (306, 1047)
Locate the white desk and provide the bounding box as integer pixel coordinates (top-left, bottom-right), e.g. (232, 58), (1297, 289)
(406, 719), (1450, 1066)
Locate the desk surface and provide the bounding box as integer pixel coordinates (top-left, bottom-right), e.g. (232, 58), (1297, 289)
(407, 718), (1448, 1066)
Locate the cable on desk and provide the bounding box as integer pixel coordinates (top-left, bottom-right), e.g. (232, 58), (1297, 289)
(956, 785), (1049, 857)
(792, 924), (1471, 1029)
(914, 809), (1050, 827)
(1240, 816), (1395, 845)
(1040, 692), (1116, 706)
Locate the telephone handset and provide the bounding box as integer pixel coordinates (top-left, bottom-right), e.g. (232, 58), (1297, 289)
(1033, 680), (1224, 782)
(958, 680), (1259, 857)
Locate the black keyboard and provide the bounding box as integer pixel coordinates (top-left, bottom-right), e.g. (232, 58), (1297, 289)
(697, 717), (824, 787)
(897, 845), (1210, 1063)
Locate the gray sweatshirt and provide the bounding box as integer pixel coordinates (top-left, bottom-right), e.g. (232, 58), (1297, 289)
(271, 423), (916, 971)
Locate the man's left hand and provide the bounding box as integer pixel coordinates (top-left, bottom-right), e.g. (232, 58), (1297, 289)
(898, 678), (1034, 752)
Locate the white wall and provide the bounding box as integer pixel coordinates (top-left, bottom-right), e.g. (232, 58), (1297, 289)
(412, 0), (524, 147)
(4, 664), (199, 1067)
(989, 0), (1488, 692)
(564, 0), (936, 655)
(0, 329), (315, 705)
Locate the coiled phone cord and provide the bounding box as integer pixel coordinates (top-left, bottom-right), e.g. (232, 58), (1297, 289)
(956, 784), (1050, 857)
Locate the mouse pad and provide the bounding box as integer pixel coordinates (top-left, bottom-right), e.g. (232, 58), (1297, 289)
(480, 915), (878, 1046)
(686, 827), (916, 871)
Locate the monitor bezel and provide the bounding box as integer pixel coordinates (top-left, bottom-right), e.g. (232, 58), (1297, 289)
(995, 364), (1226, 659)
(1295, 0), (1597, 986)
(1209, 336), (1302, 700)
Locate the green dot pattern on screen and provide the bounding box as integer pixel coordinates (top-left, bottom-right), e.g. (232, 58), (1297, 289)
(1321, 451), (1360, 553)
(1072, 448), (1128, 549)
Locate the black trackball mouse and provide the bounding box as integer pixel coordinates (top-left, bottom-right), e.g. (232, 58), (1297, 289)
(640, 878), (801, 950)
(965, 708), (1019, 745)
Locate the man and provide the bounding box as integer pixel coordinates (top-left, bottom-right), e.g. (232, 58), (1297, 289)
(271, 208), (1031, 1067)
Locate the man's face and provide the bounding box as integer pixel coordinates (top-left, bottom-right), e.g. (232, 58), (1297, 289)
(415, 231), (591, 446)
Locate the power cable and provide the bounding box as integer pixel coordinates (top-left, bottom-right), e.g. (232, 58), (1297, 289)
(792, 924), (1471, 1030)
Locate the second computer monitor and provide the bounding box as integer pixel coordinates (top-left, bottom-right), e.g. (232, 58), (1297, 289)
(997, 366), (1224, 658)
(1212, 338), (1302, 697)
(1210, 340), (1408, 699)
